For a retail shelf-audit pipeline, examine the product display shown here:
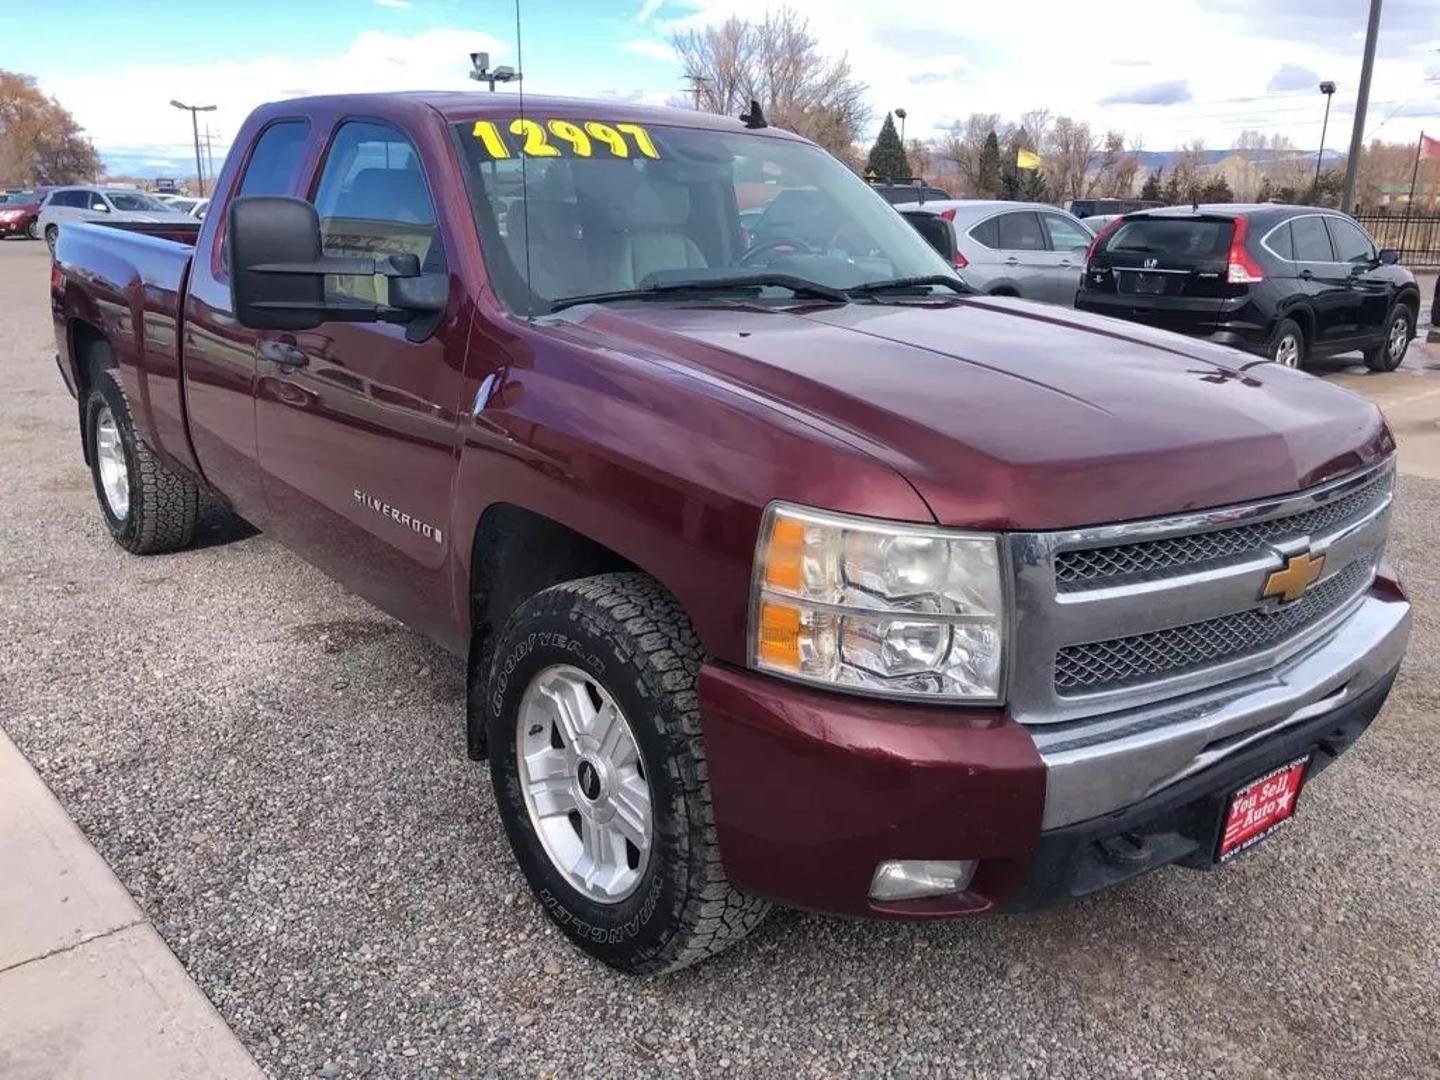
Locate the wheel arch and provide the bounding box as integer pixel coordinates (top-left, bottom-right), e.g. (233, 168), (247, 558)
(464, 503), (642, 760)
(69, 318), (114, 466)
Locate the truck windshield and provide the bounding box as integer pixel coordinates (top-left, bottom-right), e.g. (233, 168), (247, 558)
(452, 117), (956, 312)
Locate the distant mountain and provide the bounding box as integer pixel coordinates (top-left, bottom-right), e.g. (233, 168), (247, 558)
(1131, 148), (1345, 171)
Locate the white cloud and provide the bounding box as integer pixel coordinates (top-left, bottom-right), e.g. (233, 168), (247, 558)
(621, 39), (676, 63)
(636, 0), (666, 23)
(373, 0), (411, 8)
(48, 28), (508, 168)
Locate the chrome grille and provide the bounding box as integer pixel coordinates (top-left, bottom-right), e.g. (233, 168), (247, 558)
(1054, 471), (1391, 587)
(1054, 555), (1374, 694)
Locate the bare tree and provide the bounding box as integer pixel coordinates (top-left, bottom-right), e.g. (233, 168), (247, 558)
(0, 71), (100, 185)
(939, 112), (1000, 194)
(1170, 138), (1208, 202)
(672, 9), (869, 160)
(1044, 116), (1099, 202)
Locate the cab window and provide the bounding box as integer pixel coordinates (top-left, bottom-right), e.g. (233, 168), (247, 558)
(1290, 216), (1334, 262)
(238, 121), (311, 197)
(1041, 213), (1091, 253)
(996, 211), (1046, 252)
(311, 121), (445, 304)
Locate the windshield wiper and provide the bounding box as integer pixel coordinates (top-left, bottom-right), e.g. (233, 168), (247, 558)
(845, 275), (970, 299)
(548, 274), (849, 313)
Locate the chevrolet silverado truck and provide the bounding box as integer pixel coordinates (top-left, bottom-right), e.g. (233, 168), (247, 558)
(50, 93), (1411, 975)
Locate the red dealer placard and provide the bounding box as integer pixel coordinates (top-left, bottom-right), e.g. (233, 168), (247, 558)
(1218, 756), (1310, 861)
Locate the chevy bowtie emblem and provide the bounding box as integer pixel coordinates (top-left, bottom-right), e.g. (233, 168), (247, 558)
(1262, 552), (1326, 603)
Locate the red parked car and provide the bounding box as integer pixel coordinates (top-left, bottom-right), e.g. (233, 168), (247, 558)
(48, 93), (1410, 974)
(0, 189), (44, 240)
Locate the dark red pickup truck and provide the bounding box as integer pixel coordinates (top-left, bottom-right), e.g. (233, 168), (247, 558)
(51, 92), (1411, 974)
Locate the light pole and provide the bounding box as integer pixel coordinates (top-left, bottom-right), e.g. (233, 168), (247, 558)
(895, 107), (907, 152)
(1313, 80), (1336, 200)
(170, 99), (216, 196)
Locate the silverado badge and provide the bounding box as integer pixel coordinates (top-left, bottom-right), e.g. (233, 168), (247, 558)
(1262, 552), (1326, 603)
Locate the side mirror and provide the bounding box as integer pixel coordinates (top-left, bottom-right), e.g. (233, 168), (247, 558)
(228, 195), (447, 331)
(898, 210), (957, 265)
(1378, 248), (1400, 265)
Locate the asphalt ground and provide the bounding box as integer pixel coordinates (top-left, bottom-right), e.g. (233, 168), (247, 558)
(1, 238), (1437, 1079)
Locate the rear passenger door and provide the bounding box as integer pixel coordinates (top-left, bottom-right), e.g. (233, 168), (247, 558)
(252, 119), (467, 643)
(1288, 214), (1354, 348)
(993, 211), (1050, 299)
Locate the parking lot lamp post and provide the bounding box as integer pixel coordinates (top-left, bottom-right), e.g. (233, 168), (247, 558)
(1313, 81), (1336, 200)
(170, 100), (216, 197)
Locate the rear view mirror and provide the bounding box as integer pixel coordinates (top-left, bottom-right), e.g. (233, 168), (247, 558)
(228, 195), (447, 332)
(1378, 248), (1400, 265)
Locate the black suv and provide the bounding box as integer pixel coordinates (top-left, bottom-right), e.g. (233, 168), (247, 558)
(1076, 204), (1422, 371)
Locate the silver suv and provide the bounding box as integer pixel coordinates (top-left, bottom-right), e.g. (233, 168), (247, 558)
(894, 199), (1094, 305)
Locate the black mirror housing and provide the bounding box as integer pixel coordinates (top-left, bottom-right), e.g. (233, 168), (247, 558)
(898, 210), (958, 265)
(229, 196), (328, 331)
(1378, 248), (1400, 265)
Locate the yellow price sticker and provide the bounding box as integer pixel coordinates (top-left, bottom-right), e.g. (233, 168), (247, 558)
(469, 118), (661, 160)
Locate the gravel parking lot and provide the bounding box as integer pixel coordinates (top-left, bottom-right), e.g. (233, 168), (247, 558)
(2, 237), (1437, 1079)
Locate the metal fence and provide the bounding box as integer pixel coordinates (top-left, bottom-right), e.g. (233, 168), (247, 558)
(1352, 214), (1440, 267)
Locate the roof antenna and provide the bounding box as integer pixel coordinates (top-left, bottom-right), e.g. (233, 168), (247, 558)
(511, 0), (533, 318)
(740, 98), (767, 130)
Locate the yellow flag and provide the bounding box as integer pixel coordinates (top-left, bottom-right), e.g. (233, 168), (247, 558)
(1016, 148), (1042, 170)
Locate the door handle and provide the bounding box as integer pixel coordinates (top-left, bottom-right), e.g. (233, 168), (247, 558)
(258, 340), (308, 368)
(1004, 257), (1020, 266)
(1298, 268), (1313, 280)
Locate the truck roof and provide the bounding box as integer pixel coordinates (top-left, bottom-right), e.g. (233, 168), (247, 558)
(260, 91), (806, 141)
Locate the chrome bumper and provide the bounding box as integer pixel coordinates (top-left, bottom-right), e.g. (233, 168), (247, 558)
(1031, 592), (1410, 829)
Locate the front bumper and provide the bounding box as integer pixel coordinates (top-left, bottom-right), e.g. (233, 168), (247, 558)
(699, 586), (1408, 918)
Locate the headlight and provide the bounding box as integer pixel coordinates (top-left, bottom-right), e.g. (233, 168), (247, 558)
(749, 503), (1006, 702)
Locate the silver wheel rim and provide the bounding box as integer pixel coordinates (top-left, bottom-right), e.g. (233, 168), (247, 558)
(95, 406), (129, 519)
(516, 664), (652, 904)
(26, 220), (38, 240)
(1388, 315), (1409, 362)
(1274, 333), (1300, 367)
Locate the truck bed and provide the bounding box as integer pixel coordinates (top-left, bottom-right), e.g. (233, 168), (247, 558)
(52, 220), (202, 479)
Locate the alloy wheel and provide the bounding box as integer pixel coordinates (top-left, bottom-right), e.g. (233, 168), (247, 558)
(94, 405), (129, 519)
(516, 664), (652, 904)
(1388, 313), (1410, 364)
(1274, 333), (1300, 368)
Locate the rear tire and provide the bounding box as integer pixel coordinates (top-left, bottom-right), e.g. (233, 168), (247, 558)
(44, 225), (57, 253)
(486, 573), (769, 974)
(84, 366), (200, 554)
(1364, 305), (1413, 372)
(26, 219), (40, 241)
(1269, 318), (1305, 369)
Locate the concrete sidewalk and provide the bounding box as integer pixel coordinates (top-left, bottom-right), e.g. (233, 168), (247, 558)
(0, 729), (262, 1080)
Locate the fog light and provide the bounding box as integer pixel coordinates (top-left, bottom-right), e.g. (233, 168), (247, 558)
(868, 859), (977, 901)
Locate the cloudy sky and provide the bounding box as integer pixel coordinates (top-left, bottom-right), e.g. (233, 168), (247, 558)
(23, 0), (1440, 178)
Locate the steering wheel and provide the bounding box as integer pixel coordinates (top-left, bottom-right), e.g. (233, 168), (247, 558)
(739, 235), (815, 265)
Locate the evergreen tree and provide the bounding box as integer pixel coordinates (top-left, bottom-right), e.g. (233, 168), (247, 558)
(1199, 174), (1234, 203)
(999, 166), (1022, 200)
(977, 131), (1003, 197)
(1139, 169), (1163, 201)
(1257, 176), (1275, 203)
(865, 112), (910, 181)
(1018, 167), (1049, 202)
(1161, 170), (1182, 205)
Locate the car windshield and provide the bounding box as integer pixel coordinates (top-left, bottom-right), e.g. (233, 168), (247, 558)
(107, 192), (173, 212)
(453, 116), (956, 312)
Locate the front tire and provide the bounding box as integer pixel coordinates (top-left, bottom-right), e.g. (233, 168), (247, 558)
(26, 218), (40, 241)
(84, 367), (200, 554)
(44, 225), (57, 253)
(487, 573), (769, 974)
(1364, 305), (1413, 372)
(1269, 318), (1305, 369)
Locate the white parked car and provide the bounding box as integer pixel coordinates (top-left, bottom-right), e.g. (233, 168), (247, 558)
(157, 194), (203, 215)
(37, 186), (198, 251)
(190, 198), (210, 220)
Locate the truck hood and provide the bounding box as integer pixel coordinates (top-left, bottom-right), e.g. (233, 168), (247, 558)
(565, 296), (1393, 530)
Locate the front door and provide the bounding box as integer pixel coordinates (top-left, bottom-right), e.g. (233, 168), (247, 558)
(994, 211), (1050, 299)
(1289, 214), (1358, 348)
(1039, 212), (1092, 305)
(1325, 215), (1393, 345)
(253, 119), (469, 643)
